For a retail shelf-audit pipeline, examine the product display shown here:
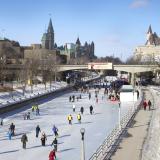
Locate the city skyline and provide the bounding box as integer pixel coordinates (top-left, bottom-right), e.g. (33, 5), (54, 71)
(0, 0), (159, 61)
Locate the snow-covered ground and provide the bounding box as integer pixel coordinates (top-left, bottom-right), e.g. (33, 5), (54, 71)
(0, 81), (67, 107)
(0, 88), (135, 160)
(141, 86), (160, 160)
(0, 74), (100, 108)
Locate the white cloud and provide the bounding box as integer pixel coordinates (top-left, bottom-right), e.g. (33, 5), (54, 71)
(130, 0), (149, 9)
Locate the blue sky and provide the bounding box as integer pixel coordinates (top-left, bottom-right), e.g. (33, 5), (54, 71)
(0, 0), (160, 60)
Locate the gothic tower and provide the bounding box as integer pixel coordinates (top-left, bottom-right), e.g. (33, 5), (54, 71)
(47, 18), (54, 50)
(90, 41), (95, 58)
(41, 18), (54, 50)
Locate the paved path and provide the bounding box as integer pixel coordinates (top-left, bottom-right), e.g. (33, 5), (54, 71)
(111, 90), (153, 160)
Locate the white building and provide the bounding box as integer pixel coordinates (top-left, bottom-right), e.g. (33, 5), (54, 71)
(134, 25), (160, 62)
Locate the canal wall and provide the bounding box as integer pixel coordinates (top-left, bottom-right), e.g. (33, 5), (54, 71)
(0, 76), (102, 115)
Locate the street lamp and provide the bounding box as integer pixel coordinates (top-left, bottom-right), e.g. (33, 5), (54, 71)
(118, 101), (121, 131)
(80, 128), (85, 160)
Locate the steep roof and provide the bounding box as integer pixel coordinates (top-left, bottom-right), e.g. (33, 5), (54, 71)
(47, 18), (54, 33)
(76, 37), (81, 45)
(147, 25), (152, 34)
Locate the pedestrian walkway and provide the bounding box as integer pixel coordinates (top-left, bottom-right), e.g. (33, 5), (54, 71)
(110, 90), (153, 160)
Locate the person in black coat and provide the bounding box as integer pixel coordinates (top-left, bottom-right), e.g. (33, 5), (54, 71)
(36, 125), (41, 138)
(10, 123), (15, 136)
(148, 100), (152, 110)
(51, 137), (58, 152)
(21, 134), (28, 149)
(80, 107), (84, 114)
(89, 105), (93, 115)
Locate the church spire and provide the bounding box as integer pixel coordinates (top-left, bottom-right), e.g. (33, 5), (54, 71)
(147, 25), (152, 34)
(76, 37), (81, 45)
(47, 18), (54, 33)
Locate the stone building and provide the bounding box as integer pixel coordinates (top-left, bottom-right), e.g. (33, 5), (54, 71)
(134, 25), (160, 62)
(75, 37), (95, 59)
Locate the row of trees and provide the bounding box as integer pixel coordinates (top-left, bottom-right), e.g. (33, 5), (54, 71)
(0, 54), (61, 94)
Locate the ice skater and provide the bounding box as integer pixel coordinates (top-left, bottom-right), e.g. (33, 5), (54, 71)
(52, 125), (58, 137)
(21, 134), (28, 149)
(51, 137), (58, 152)
(36, 125), (41, 138)
(41, 132), (47, 146)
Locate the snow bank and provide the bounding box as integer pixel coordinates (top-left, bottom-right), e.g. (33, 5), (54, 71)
(141, 86), (160, 160)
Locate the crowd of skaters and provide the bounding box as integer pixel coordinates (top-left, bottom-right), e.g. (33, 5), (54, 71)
(1, 84), (112, 160)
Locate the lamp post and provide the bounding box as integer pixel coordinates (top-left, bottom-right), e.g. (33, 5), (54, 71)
(80, 128), (85, 160)
(118, 101), (121, 131)
(133, 89), (135, 111)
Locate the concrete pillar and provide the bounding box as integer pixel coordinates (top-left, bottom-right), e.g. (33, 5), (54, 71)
(131, 72), (135, 87)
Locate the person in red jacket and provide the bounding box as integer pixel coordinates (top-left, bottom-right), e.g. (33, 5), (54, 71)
(49, 149), (56, 160)
(143, 100), (147, 110)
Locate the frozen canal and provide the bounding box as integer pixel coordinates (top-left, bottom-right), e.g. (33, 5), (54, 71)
(0, 88), (134, 160)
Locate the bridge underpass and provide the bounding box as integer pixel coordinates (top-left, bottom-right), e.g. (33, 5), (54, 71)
(2, 63), (160, 86)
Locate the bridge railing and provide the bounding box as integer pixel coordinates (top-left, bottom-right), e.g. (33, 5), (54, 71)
(89, 96), (143, 160)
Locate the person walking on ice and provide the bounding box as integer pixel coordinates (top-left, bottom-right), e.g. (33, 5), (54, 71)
(10, 123), (15, 136)
(36, 125), (41, 138)
(52, 125), (58, 137)
(80, 106), (84, 114)
(67, 114), (73, 125)
(89, 105), (93, 114)
(41, 132), (47, 146)
(21, 134), (28, 149)
(49, 149), (56, 160)
(51, 137), (58, 152)
(77, 113), (81, 123)
(72, 104), (75, 112)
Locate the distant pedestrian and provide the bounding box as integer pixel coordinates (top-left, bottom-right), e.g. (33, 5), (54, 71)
(80, 106), (84, 114)
(41, 132), (47, 146)
(89, 105), (93, 114)
(148, 100), (152, 110)
(77, 113), (81, 123)
(49, 149), (56, 160)
(79, 94), (82, 99)
(36, 125), (41, 138)
(72, 104), (76, 112)
(51, 137), (58, 152)
(96, 98), (98, 103)
(35, 105), (40, 115)
(69, 96), (72, 102)
(27, 112), (30, 120)
(52, 125), (58, 137)
(72, 95), (75, 102)
(10, 123), (15, 136)
(67, 114), (73, 125)
(89, 93), (91, 100)
(143, 100), (147, 110)
(21, 134), (28, 149)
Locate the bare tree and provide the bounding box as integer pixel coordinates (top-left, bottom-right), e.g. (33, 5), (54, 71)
(24, 59), (40, 93)
(46, 54), (61, 90)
